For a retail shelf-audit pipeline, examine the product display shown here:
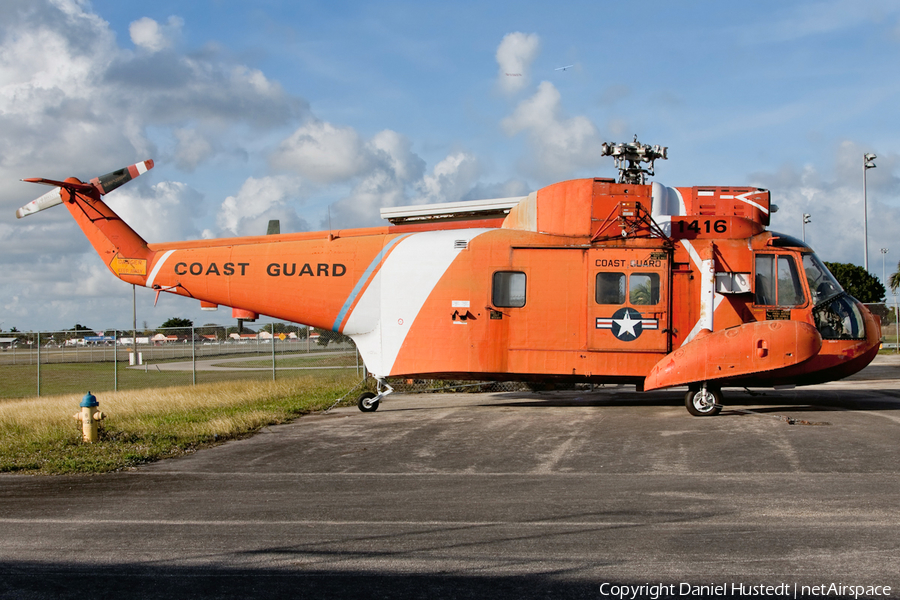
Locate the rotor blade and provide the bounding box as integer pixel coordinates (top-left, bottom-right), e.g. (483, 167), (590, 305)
(21, 178), (96, 193)
(90, 159), (154, 195)
(16, 187), (63, 219)
(16, 159), (154, 219)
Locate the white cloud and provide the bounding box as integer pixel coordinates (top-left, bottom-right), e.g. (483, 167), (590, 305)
(416, 152), (480, 204)
(269, 120), (433, 228)
(270, 120), (372, 183)
(129, 16), (183, 53)
(746, 1), (886, 44)
(112, 180), (206, 243)
(324, 129), (424, 228)
(217, 175), (309, 237)
(173, 128), (214, 171)
(501, 81), (605, 178)
(496, 32), (540, 94)
(269, 120), (485, 228)
(329, 147), (481, 228)
(0, 0), (314, 329)
(368, 130), (424, 183)
(0, 250), (134, 330)
(754, 141), (900, 270)
(0, 0), (304, 185)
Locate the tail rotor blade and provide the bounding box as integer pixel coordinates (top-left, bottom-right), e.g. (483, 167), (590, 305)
(16, 159), (154, 218)
(90, 159), (154, 195)
(16, 187), (63, 219)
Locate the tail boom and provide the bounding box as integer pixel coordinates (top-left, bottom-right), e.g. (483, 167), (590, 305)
(59, 183), (153, 283)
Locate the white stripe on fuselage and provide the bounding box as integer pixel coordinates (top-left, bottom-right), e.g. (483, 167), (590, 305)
(679, 239), (724, 346)
(146, 249), (176, 288)
(343, 229), (490, 377)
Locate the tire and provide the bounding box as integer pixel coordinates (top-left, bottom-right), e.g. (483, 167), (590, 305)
(357, 391), (379, 412)
(685, 387), (722, 417)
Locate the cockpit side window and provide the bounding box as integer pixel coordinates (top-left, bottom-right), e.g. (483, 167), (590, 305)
(802, 253), (843, 305)
(777, 256), (804, 305)
(754, 254), (805, 307)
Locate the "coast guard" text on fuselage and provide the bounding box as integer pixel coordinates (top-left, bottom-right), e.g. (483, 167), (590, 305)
(267, 263), (346, 277)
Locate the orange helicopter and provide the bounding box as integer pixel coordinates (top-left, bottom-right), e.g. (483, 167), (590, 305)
(17, 138), (881, 415)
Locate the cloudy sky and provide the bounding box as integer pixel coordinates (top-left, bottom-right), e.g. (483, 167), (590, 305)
(2, 0), (900, 332)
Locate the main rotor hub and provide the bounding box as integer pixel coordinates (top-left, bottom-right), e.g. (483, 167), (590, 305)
(601, 136), (668, 185)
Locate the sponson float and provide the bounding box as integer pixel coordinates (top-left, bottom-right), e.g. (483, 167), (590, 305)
(17, 139), (881, 415)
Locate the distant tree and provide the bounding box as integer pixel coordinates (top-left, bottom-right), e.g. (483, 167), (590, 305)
(226, 325), (256, 335)
(629, 280), (654, 305)
(160, 317), (193, 329)
(890, 261), (900, 294)
(197, 323), (227, 340)
(824, 262), (885, 303)
(68, 324), (93, 339)
(313, 328), (353, 348)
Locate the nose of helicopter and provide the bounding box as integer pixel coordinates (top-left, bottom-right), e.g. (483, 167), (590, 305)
(856, 299), (882, 357)
(816, 298), (882, 381)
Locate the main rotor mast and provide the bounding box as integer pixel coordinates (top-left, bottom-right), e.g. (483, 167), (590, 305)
(601, 136), (668, 184)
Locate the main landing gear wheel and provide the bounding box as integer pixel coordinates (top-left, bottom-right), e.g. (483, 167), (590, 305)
(357, 391), (379, 412)
(685, 387), (722, 417)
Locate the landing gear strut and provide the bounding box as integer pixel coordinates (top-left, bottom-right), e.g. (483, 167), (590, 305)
(357, 378), (393, 412)
(685, 383), (722, 417)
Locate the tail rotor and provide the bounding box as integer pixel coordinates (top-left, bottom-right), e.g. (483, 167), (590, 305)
(16, 159), (154, 219)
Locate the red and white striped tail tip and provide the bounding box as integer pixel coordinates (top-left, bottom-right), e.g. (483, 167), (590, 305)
(134, 159), (154, 175)
(91, 159), (155, 195)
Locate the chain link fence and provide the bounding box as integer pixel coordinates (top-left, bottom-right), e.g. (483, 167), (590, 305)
(0, 321), (531, 400)
(866, 302), (900, 351)
(0, 322), (365, 400)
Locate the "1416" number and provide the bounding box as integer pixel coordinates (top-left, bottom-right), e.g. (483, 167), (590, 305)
(678, 219), (727, 234)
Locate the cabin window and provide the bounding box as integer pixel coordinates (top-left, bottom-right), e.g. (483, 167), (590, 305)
(492, 271), (526, 307)
(595, 272), (626, 304)
(754, 254), (804, 307)
(629, 273), (660, 305)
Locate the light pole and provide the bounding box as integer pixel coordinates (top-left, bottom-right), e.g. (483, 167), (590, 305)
(881, 248), (889, 289)
(802, 213), (811, 243)
(864, 153), (876, 271)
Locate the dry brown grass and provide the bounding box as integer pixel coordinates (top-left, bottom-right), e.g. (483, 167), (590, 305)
(0, 373), (357, 474)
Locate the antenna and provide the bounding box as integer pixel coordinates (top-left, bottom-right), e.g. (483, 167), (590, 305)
(601, 135), (668, 185)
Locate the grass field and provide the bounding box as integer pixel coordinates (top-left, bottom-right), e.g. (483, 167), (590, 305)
(0, 372), (360, 475)
(211, 353), (359, 369)
(0, 354), (361, 400)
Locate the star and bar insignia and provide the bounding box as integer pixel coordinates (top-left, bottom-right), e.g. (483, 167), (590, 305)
(595, 307), (658, 341)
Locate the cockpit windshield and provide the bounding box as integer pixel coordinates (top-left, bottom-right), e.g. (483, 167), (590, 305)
(803, 253), (843, 306)
(813, 293), (866, 340)
(803, 254), (866, 340)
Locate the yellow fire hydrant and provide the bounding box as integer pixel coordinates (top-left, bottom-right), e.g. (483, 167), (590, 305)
(73, 391), (106, 443)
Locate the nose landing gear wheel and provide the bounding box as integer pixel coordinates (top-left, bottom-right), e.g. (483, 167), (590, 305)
(685, 387), (722, 416)
(357, 391), (379, 412)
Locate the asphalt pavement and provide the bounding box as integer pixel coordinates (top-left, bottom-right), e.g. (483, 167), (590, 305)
(1, 356), (899, 599)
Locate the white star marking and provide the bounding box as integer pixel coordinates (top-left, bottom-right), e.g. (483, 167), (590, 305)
(614, 311), (639, 338)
